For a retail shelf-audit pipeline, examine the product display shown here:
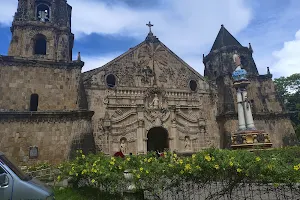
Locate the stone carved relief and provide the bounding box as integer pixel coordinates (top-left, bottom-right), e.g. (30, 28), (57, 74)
(86, 42), (209, 90)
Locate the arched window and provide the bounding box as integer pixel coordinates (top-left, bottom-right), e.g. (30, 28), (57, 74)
(34, 34), (47, 55)
(30, 94), (39, 111)
(106, 74), (116, 88)
(36, 3), (50, 22)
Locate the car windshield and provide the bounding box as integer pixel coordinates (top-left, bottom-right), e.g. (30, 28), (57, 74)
(0, 155), (31, 181)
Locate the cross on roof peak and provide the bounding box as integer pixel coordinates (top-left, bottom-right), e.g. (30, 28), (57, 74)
(146, 21), (154, 32)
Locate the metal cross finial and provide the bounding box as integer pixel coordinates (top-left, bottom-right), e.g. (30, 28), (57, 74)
(146, 21), (154, 32)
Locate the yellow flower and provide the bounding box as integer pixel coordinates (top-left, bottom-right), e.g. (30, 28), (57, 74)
(111, 157), (116, 162)
(81, 154), (85, 159)
(267, 164), (273, 170)
(91, 179), (95, 183)
(179, 159), (183, 164)
(229, 161), (234, 167)
(185, 164), (191, 171)
(214, 164), (220, 170)
(140, 167), (144, 172)
(110, 161), (115, 165)
(255, 157), (261, 162)
(146, 170), (149, 174)
(136, 174), (141, 179)
(192, 154), (196, 159)
(79, 150), (83, 154)
(205, 155), (212, 162)
(148, 158), (152, 163)
(173, 153), (177, 158)
(237, 168), (242, 173)
(294, 165), (299, 171)
(196, 165), (201, 170)
(127, 157), (131, 161)
(118, 166), (122, 170)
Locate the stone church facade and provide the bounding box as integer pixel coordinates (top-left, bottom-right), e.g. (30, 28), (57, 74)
(0, 0), (295, 164)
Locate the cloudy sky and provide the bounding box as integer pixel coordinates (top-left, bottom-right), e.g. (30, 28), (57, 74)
(0, 0), (299, 78)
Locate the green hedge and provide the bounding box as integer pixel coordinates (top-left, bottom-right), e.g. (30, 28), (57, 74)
(55, 147), (300, 191)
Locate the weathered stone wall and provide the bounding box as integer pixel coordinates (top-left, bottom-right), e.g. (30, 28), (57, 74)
(221, 116), (295, 148)
(0, 57), (83, 111)
(0, 111), (94, 165)
(8, 24), (72, 62)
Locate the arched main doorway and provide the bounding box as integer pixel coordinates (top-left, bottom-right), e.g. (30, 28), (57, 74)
(147, 127), (169, 152)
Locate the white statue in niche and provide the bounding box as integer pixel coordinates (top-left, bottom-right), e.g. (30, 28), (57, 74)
(120, 138), (127, 154)
(184, 136), (191, 151)
(150, 93), (160, 109)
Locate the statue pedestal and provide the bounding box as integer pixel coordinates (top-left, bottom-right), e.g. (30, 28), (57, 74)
(231, 130), (272, 149)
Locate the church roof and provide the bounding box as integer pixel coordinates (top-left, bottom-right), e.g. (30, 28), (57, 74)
(210, 25), (242, 52)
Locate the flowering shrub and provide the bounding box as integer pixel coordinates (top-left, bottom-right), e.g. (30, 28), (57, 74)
(54, 147), (300, 194)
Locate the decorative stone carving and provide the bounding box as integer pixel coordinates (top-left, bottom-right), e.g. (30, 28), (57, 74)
(149, 93), (160, 109)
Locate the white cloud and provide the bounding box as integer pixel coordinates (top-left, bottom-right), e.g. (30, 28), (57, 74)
(0, 0), (252, 74)
(69, 0), (252, 72)
(0, 1), (17, 26)
(81, 52), (122, 72)
(271, 29), (300, 77)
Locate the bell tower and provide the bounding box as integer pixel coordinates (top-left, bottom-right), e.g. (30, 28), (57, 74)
(8, 0), (74, 62)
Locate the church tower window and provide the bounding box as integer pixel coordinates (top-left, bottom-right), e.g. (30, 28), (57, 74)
(36, 3), (50, 22)
(34, 34), (47, 55)
(106, 74), (116, 88)
(30, 94), (39, 111)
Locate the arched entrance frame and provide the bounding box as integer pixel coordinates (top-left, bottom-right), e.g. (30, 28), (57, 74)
(146, 126), (169, 152)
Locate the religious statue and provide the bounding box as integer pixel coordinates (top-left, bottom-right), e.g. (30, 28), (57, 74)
(184, 136), (191, 151)
(150, 93), (160, 109)
(200, 127), (206, 135)
(120, 138), (127, 154)
(233, 53), (241, 67)
(38, 9), (49, 22)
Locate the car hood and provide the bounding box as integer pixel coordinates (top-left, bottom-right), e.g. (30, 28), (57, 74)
(28, 178), (53, 195)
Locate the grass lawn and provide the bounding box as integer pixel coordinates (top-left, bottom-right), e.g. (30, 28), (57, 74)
(53, 187), (123, 200)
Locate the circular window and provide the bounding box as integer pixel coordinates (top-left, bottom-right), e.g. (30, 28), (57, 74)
(189, 80), (197, 91)
(106, 74), (116, 88)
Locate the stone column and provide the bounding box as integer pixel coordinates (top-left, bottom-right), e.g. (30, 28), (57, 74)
(137, 105), (145, 154)
(236, 89), (246, 130)
(137, 120), (145, 154)
(242, 89), (255, 129)
(170, 120), (177, 151)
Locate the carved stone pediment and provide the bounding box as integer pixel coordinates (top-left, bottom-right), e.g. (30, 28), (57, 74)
(144, 109), (170, 124)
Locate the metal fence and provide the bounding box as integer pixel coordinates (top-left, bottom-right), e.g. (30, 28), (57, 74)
(25, 168), (300, 200)
(74, 178), (300, 200)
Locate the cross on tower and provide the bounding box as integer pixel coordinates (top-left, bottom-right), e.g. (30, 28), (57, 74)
(146, 21), (154, 32)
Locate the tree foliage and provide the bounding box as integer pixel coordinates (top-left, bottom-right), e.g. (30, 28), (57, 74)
(274, 73), (300, 139)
